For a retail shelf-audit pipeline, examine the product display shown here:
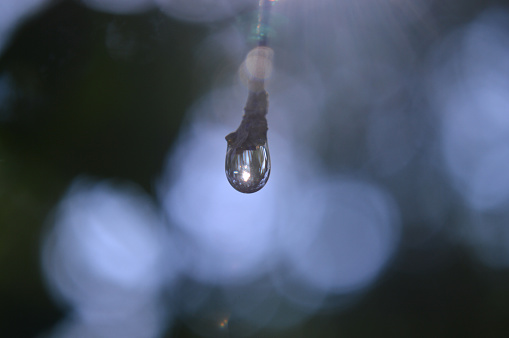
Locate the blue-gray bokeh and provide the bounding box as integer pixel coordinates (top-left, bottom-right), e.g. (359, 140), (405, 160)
(0, 0), (506, 336)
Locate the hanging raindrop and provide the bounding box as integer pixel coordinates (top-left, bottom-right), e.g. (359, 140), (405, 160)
(225, 0), (275, 193)
(225, 90), (271, 193)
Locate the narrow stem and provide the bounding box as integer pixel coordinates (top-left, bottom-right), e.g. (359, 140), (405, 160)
(257, 0), (273, 47)
(225, 90), (268, 149)
(225, 1), (273, 150)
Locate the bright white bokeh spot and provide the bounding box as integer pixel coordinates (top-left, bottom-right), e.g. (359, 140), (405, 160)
(278, 178), (401, 294)
(42, 178), (171, 329)
(432, 8), (509, 211)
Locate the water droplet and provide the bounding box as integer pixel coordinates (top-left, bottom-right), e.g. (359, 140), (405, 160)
(225, 141), (270, 193)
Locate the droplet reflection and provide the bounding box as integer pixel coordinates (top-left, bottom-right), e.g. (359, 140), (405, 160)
(225, 141), (270, 193)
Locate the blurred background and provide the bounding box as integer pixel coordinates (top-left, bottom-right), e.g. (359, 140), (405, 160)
(2, 0), (509, 337)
